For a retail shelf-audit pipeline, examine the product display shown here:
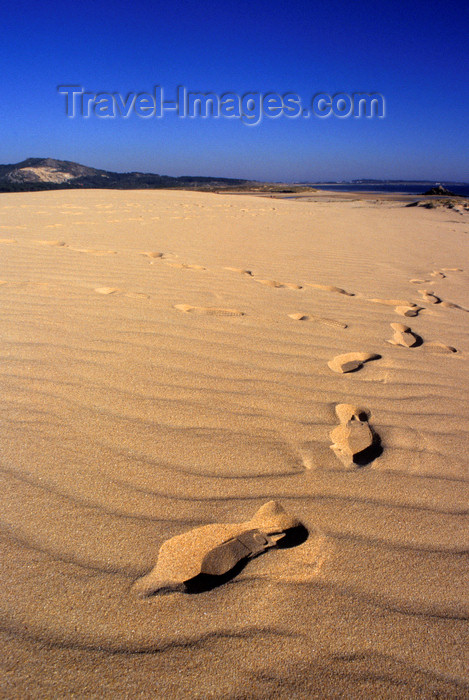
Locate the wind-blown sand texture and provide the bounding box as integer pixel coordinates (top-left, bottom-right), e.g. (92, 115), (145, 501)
(0, 189), (468, 697)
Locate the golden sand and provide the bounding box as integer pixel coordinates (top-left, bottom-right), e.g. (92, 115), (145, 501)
(1, 189), (468, 697)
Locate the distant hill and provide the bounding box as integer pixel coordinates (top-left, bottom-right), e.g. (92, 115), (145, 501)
(0, 158), (253, 192)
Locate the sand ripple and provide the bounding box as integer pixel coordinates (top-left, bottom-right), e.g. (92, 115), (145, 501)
(0, 190), (468, 695)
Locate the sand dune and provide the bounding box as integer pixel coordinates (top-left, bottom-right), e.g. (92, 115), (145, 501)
(0, 189), (468, 697)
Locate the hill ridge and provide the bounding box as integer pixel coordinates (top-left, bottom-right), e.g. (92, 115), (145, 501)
(0, 157), (252, 192)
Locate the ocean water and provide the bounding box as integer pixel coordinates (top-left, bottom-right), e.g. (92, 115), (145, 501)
(307, 183), (469, 197)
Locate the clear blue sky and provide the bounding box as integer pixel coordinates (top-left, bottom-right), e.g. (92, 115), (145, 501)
(2, 0), (468, 181)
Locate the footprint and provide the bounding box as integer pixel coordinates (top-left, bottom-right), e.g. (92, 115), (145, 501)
(440, 301), (469, 311)
(132, 501), (304, 596)
(288, 313), (347, 329)
(283, 282), (303, 290)
(141, 251), (164, 259)
(256, 279), (285, 288)
(369, 298), (415, 307)
(224, 267), (253, 276)
(430, 270), (446, 279)
(306, 283), (354, 296)
(423, 341), (458, 354)
(327, 352), (381, 373)
(330, 404), (380, 468)
(37, 240), (67, 246)
(313, 315), (348, 329)
(387, 322), (420, 347)
(70, 248), (116, 256)
(165, 262), (206, 270)
(95, 287), (119, 295)
(409, 278), (430, 284)
(441, 267), (463, 272)
(418, 290), (441, 304)
(175, 304), (244, 317)
(395, 305), (423, 317)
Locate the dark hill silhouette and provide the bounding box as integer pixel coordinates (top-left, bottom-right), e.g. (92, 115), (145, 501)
(0, 158), (252, 192)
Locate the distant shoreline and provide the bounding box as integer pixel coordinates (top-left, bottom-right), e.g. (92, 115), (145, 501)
(305, 183), (469, 197)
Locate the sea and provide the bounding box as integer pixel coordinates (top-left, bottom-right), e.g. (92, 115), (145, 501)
(307, 183), (469, 197)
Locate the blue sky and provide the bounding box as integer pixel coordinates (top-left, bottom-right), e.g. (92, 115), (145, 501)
(1, 0), (468, 181)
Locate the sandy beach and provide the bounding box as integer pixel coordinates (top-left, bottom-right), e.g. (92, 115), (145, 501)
(1, 189), (468, 697)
